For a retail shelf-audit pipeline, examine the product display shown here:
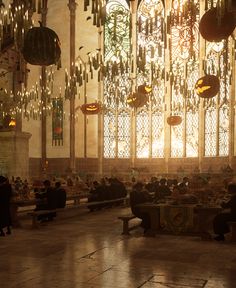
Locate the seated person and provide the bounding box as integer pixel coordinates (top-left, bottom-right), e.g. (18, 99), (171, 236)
(178, 177), (190, 194)
(171, 185), (198, 205)
(35, 180), (57, 221)
(129, 182), (152, 233)
(213, 183), (236, 241)
(55, 181), (66, 208)
(154, 178), (171, 202)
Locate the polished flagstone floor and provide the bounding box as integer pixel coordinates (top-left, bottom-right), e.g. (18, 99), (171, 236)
(1, 207), (236, 288)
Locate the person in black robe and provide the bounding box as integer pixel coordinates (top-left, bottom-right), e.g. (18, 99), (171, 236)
(129, 182), (152, 233)
(213, 183), (236, 241)
(0, 176), (12, 236)
(55, 181), (66, 208)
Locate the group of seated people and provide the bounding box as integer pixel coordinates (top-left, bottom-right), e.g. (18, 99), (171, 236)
(34, 180), (67, 222)
(88, 177), (127, 211)
(129, 176), (236, 241)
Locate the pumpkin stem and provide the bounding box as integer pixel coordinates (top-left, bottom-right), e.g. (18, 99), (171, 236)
(38, 21), (43, 27)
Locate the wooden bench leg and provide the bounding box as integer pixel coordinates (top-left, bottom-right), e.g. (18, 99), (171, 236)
(230, 224), (236, 242)
(122, 220), (130, 235)
(32, 215), (39, 229)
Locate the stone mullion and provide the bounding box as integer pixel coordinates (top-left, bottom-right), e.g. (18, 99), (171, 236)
(130, 1), (137, 166)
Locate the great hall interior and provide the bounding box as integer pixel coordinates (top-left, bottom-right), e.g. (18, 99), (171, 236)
(1, 0), (236, 287)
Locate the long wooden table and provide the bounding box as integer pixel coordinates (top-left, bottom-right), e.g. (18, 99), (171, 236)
(136, 203), (222, 239)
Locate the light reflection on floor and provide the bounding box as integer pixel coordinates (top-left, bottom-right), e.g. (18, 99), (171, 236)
(0, 207), (236, 288)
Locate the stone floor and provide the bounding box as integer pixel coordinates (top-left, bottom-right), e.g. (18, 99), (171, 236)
(1, 206), (236, 288)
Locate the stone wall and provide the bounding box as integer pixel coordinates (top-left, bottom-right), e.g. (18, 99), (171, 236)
(0, 131), (31, 179)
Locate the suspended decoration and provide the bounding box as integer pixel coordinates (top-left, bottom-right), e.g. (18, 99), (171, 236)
(81, 102), (101, 115)
(8, 118), (16, 128)
(195, 75), (220, 98)
(52, 98), (63, 146)
(126, 92), (148, 108)
(137, 84), (152, 95)
(22, 21), (61, 66)
(84, 0), (106, 27)
(199, 8), (235, 42)
(167, 115), (182, 126)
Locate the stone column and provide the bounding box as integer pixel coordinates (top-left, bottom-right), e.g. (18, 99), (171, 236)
(68, 0), (77, 173)
(41, 2), (48, 174)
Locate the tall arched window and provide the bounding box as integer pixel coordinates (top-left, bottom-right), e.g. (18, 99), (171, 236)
(136, 0), (165, 158)
(169, 0), (200, 157)
(103, 0), (131, 158)
(204, 2), (231, 157)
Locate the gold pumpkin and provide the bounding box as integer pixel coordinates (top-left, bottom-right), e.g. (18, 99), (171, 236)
(195, 75), (220, 98)
(81, 103), (101, 115)
(167, 115), (182, 126)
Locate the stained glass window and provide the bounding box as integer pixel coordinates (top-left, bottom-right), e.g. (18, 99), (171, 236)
(136, 0), (165, 158)
(203, 0), (231, 157)
(170, 0), (200, 158)
(204, 41), (230, 156)
(103, 0), (131, 158)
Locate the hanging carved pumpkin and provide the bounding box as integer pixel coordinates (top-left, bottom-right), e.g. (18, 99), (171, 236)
(81, 103), (101, 115)
(8, 118), (16, 128)
(199, 8), (236, 42)
(22, 21), (61, 66)
(195, 75), (220, 98)
(137, 84), (152, 95)
(167, 115), (182, 126)
(126, 92), (148, 108)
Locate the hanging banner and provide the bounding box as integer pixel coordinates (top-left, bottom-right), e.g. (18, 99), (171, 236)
(52, 98), (63, 146)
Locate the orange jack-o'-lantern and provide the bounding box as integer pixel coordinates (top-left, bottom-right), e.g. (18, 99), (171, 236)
(9, 119), (16, 128)
(54, 127), (62, 134)
(137, 84), (152, 95)
(81, 103), (101, 115)
(195, 75), (220, 98)
(167, 115), (182, 126)
(199, 8), (236, 42)
(127, 92), (148, 108)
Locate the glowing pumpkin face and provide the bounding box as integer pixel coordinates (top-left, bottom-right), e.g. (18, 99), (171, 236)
(199, 8), (235, 42)
(195, 75), (220, 98)
(167, 115), (182, 126)
(9, 119), (16, 128)
(81, 103), (101, 115)
(127, 92), (148, 108)
(137, 84), (152, 95)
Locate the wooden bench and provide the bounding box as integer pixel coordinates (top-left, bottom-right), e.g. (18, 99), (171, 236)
(228, 222), (236, 242)
(118, 214), (141, 235)
(28, 197), (128, 228)
(87, 197), (128, 210)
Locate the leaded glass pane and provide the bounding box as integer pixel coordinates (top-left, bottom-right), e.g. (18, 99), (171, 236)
(205, 39), (230, 156)
(170, 0), (200, 158)
(171, 113), (184, 157)
(186, 111), (198, 157)
(103, 0), (131, 158)
(104, 111), (116, 158)
(219, 106), (229, 156)
(152, 110), (164, 157)
(117, 111), (131, 158)
(136, 110), (149, 158)
(205, 109), (217, 156)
